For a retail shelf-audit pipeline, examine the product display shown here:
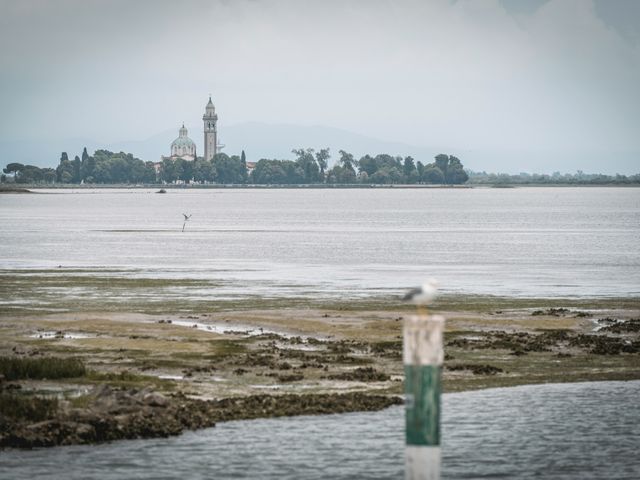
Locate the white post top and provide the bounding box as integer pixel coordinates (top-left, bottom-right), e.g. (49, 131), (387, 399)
(403, 315), (445, 366)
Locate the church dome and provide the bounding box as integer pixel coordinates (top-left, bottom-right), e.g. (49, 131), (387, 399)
(171, 136), (196, 149)
(170, 124), (196, 158)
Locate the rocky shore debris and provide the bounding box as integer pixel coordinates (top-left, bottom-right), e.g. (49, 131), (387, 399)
(326, 367), (390, 382)
(276, 373), (304, 382)
(0, 385), (401, 449)
(447, 364), (504, 375)
(446, 327), (640, 356)
(531, 308), (592, 317)
(597, 318), (640, 334)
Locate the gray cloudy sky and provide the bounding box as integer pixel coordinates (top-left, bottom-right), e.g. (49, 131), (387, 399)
(0, 0), (639, 172)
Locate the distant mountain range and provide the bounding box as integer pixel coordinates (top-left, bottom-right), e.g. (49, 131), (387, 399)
(0, 123), (446, 169)
(1, 122), (637, 174)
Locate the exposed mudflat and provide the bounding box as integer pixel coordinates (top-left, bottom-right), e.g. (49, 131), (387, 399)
(1, 298), (639, 448)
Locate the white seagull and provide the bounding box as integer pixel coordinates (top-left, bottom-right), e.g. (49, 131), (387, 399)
(403, 279), (440, 306)
(182, 213), (192, 232)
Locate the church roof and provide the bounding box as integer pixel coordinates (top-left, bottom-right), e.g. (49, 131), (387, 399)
(172, 124), (195, 148)
(172, 136), (195, 148)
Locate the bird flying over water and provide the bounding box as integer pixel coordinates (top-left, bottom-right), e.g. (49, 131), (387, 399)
(182, 213), (192, 232)
(403, 279), (439, 306)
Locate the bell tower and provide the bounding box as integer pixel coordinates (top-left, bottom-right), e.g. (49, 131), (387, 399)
(203, 95), (218, 161)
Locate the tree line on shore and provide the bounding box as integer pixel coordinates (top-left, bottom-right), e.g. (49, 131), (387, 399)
(467, 170), (640, 185)
(3, 147), (638, 185)
(2, 149), (157, 185)
(1, 147), (469, 185)
(252, 149), (468, 185)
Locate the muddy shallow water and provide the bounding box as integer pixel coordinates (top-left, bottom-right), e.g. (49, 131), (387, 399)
(2, 380), (639, 479)
(1, 187), (639, 303)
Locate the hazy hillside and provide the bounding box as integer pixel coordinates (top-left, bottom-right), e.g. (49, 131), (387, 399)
(2, 123), (637, 174)
(0, 124), (445, 170)
(221, 122), (444, 167)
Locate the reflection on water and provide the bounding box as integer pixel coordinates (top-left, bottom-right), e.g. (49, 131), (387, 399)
(1, 187), (639, 299)
(2, 381), (639, 479)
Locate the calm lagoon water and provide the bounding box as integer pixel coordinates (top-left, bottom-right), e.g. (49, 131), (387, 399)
(2, 381), (639, 479)
(1, 187), (639, 300)
(1, 190), (639, 478)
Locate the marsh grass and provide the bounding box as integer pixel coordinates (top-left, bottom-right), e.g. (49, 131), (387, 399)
(0, 393), (59, 421)
(0, 356), (85, 380)
(83, 370), (177, 390)
(208, 339), (248, 360)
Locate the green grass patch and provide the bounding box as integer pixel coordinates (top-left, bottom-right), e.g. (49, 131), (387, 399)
(0, 393), (59, 421)
(82, 370), (176, 390)
(67, 394), (93, 409)
(209, 339), (248, 360)
(0, 356), (86, 380)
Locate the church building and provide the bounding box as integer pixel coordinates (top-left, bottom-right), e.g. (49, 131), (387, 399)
(162, 123), (197, 161)
(160, 96), (219, 163)
(203, 96), (218, 161)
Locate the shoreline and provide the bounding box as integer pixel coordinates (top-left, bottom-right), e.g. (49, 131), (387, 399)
(1, 296), (638, 449)
(3, 183), (640, 193)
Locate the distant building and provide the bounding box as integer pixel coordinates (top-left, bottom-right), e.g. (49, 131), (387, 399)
(160, 96), (220, 164)
(161, 124), (197, 162)
(154, 96), (243, 182)
(203, 96), (218, 161)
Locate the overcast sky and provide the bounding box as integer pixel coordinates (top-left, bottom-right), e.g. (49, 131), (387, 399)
(0, 0), (639, 171)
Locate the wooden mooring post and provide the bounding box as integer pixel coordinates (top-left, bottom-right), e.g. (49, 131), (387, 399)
(404, 314), (444, 480)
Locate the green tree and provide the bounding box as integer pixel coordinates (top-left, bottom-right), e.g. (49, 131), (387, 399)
(355, 153), (409, 184)
(193, 158), (215, 183)
(338, 150), (356, 172)
(18, 165), (44, 183)
(160, 158), (178, 183)
(42, 168), (57, 183)
(3, 163), (25, 178)
(282, 160), (305, 183)
(251, 159), (287, 184)
(416, 161), (425, 180)
(434, 154), (449, 180)
(213, 153), (247, 184)
(127, 157), (150, 183)
(422, 165), (444, 184)
(179, 159), (194, 183)
(80, 147), (95, 181)
(107, 156), (130, 183)
(172, 158), (186, 183)
(292, 148), (320, 183)
(250, 159), (304, 184)
(403, 156), (418, 183)
(315, 148), (330, 182)
(327, 164), (356, 184)
(72, 155), (81, 183)
(446, 156), (468, 184)
(59, 170), (73, 183)
(357, 155), (377, 176)
(370, 169), (391, 184)
(56, 152), (73, 183)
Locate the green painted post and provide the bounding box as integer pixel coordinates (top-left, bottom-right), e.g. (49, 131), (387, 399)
(404, 314), (444, 480)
